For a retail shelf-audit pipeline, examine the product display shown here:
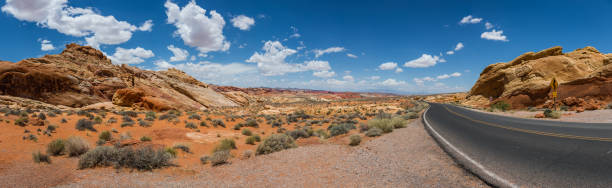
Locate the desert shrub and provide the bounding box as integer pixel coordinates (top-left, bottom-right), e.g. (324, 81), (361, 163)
(75, 119), (96, 132)
(390, 117), (407, 129)
(544, 109), (561, 119)
(242, 150), (253, 159)
(107, 117), (117, 124)
(313, 129), (329, 138)
(607, 102), (612, 109)
(120, 119), (134, 127)
(244, 118), (258, 128)
(46, 125), (57, 133)
(173, 144), (191, 153)
(403, 112), (419, 119)
(367, 118), (393, 133)
(210, 150), (231, 166)
(165, 147), (177, 157)
(158, 113), (176, 121)
(117, 111), (138, 118)
(66, 136), (89, 157)
(119, 132), (132, 140)
(93, 116), (103, 124)
(349, 135), (361, 146)
(145, 111), (156, 121)
(188, 114), (201, 120)
(78, 146), (173, 170)
(213, 139), (236, 152)
(375, 111), (392, 119)
(365, 127), (383, 137)
(242, 128), (253, 136)
(37, 113), (46, 120)
(99, 131), (112, 141)
(61, 118), (68, 123)
(212, 119), (225, 127)
(359, 123), (369, 133)
(185, 122), (197, 129)
(286, 129), (310, 139)
(47, 139), (65, 156)
(272, 121), (282, 127)
(255, 134), (296, 155)
(245, 136), (257, 145)
(139, 119), (151, 127)
(200, 121), (208, 127)
(233, 123), (243, 130)
(33, 151), (51, 164)
(491, 101), (511, 112)
(560, 105), (569, 111)
(328, 123), (355, 137)
(25, 134), (38, 142)
(15, 117), (28, 126)
(96, 139), (106, 146)
(200, 155), (210, 164)
(47, 112), (57, 117)
(140, 136), (152, 142)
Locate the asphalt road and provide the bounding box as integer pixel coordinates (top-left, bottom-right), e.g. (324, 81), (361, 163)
(423, 103), (612, 188)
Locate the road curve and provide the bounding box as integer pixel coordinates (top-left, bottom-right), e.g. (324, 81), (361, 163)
(423, 103), (612, 188)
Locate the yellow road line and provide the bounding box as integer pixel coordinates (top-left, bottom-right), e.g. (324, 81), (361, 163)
(442, 105), (612, 142)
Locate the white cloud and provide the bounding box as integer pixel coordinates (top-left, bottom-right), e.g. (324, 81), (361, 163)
(454, 42), (464, 51)
(313, 47), (345, 58)
(343, 75), (354, 82)
(167, 45), (189, 62)
(165, 0), (230, 56)
(381, 79), (406, 86)
(246, 41), (334, 76)
(326, 79), (348, 85)
(109, 47), (155, 64)
(370, 76), (380, 80)
(40, 39), (55, 51)
(231, 15), (255, 30)
(346, 53), (358, 58)
(414, 72), (462, 85)
(459, 15), (482, 24)
(378, 62), (398, 70)
(313, 70), (335, 78)
(404, 54), (443, 68)
(395, 68), (403, 73)
(446, 51), (454, 55)
(450, 72), (462, 77)
(481, 30), (508, 41)
(437, 74), (450, 79)
(155, 60), (258, 85)
(303, 60), (332, 71)
(289, 26), (300, 38)
(485, 22), (493, 29)
(1, 0), (152, 48)
(139, 20), (153, 31)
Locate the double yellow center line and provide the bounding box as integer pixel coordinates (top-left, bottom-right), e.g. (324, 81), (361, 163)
(443, 105), (612, 142)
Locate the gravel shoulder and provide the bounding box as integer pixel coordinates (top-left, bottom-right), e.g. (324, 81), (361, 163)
(464, 107), (612, 123)
(55, 119), (487, 187)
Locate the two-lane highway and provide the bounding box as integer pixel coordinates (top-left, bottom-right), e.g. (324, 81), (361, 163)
(423, 103), (612, 188)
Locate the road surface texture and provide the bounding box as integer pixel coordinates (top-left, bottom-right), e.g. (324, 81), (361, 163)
(55, 119), (486, 187)
(424, 103), (612, 188)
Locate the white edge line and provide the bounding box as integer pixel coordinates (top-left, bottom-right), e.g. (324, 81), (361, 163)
(423, 105), (519, 188)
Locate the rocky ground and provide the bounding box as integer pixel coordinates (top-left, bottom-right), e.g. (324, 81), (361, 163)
(54, 120), (487, 188)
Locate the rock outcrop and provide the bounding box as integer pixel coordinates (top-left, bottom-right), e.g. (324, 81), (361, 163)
(468, 46), (612, 109)
(0, 44), (245, 111)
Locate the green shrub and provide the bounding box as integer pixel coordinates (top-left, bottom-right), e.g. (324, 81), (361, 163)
(390, 117), (407, 129)
(139, 119), (151, 127)
(37, 113), (46, 120)
(213, 139), (236, 152)
(65, 136), (89, 157)
(313, 129), (329, 138)
(33, 151), (51, 164)
(47, 139), (65, 156)
(99, 131), (112, 141)
(255, 134), (297, 155)
(403, 112), (419, 119)
(367, 118), (393, 133)
(145, 111), (156, 121)
(93, 116), (103, 124)
(349, 135), (361, 146)
(544, 109), (561, 119)
(242, 128), (252, 136)
(244, 118), (258, 128)
(188, 114), (201, 120)
(245, 135), (258, 145)
(210, 150), (231, 166)
(185, 122), (197, 129)
(365, 127), (383, 137)
(78, 146), (173, 170)
(200, 121), (208, 127)
(46, 125), (57, 133)
(75, 119), (96, 132)
(15, 116), (28, 126)
(490, 101), (511, 112)
(165, 147), (177, 157)
(140, 136), (152, 142)
(212, 119), (225, 127)
(286, 129), (310, 139)
(328, 124), (350, 137)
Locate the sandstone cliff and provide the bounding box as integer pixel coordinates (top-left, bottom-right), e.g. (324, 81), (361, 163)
(467, 46), (612, 109)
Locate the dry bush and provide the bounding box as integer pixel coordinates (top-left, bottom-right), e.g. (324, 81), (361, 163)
(213, 139), (236, 153)
(33, 151), (51, 164)
(78, 146), (173, 170)
(210, 150), (231, 166)
(256, 134), (297, 155)
(349, 135), (361, 146)
(66, 136), (90, 157)
(47, 139), (65, 156)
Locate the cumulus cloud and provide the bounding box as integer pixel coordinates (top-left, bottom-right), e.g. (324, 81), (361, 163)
(1, 0), (152, 48)
(289, 26), (300, 38)
(446, 51), (454, 55)
(231, 15), (255, 30)
(381, 79), (406, 86)
(370, 76), (380, 80)
(167, 45), (189, 62)
(481, 29), (508, 41)
(313, 70), (335, 78)
(246, 41), (334, 76)
(155, 60), (258, 85)
(165, 0), (230, 56)
(459, 15), (482, 24)
(395, 68), (403, 73)
(313, 47), (345, 58)
(404, 54), (444, 68)
(343, 75), (354, 82)
(414, 72), (462, 85)
(40, 39), (55, 51)
(378, 62), (398, 70)
(109, 47), (155, 64)
(346, 53), (358, 58)
(485, 22), (493, 29)
(454, 42), (464, 51)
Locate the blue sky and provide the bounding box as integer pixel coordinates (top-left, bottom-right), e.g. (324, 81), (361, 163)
(1, 0), (611, 94)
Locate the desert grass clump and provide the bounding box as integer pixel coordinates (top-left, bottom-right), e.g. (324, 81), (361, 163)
(367, 118), (393, 133)
(66, 136), (90, 157)
(255, 134), (297, 155)
(173, 144), (191, 153)
(93, 116), (103, 124)
(213, 139), (236, 152)
(328, 124), (354, 137)
(78, 146), (173, 170)
(33, 151), (51, 164)
(490, 101), (511, 112)
(15, 116), (28, 126)
(212, 119), (225, 128)
(349, 135), (361, 146)
(164, 147), (177, 157)
(37, 113), (46, 120)
(145, 111), (156, 121)
(365, 127), (383, 137)
(185, 122), (197, 129)
(140, 136), (152, 142)
(544, 109), (561, 119)
(139, 119), (151, 127)
(200, 121), (208, 127)
(46, 125), (57, 133)
(210, 150), (231, 166)
(244, 118), (259, 128)
(286, 129), (310, 139)
(313, 129), (330, 139)
(75, 119), (96, 132)
(188, 114), (201, 120)
(245, 135), (261, 145)
(47, 139), (66, 156)
(390, 117), (407, 129)
(241, 128), (253, 136)
(99, 131), (112, 142)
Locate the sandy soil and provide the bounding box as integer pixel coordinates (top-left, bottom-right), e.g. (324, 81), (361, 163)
(464, 107), (612, 123)
(54, 120), (487, 187)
